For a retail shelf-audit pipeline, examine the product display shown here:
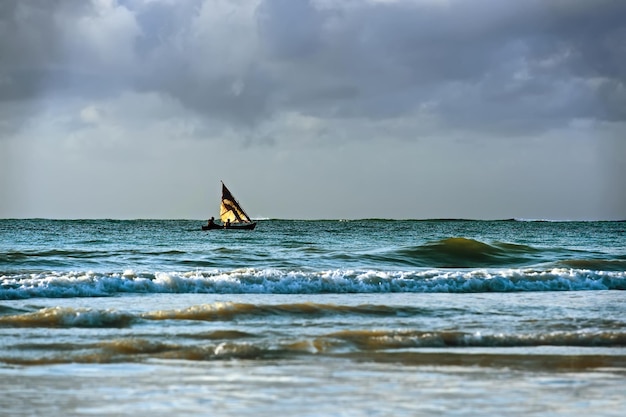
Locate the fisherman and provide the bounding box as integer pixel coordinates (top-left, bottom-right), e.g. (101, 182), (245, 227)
(224, 219), (231, 228)
(207, 217), (215, 227)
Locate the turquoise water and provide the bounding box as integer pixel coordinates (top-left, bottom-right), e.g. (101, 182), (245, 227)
(1, 219), (625, 416)
(1, 219), (625, 296)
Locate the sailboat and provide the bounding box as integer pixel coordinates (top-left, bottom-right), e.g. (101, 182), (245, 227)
(202, 181), (257, 230)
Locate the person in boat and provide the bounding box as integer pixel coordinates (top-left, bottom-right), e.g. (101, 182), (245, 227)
(207, 217), (215, 227)
(224, 219), (231, 228)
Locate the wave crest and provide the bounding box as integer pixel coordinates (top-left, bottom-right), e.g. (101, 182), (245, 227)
(392, 238), (541, 268)
(1, 268), (624, 299)
(0, 307), (133, 328)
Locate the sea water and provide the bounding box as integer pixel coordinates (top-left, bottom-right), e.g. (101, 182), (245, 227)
(1, 219), (625, 416)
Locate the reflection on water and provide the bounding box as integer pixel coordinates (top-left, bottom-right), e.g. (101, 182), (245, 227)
(2, 357), (624, 417)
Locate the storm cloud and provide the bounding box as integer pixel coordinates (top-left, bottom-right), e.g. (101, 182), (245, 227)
(2, 0), (624, 135)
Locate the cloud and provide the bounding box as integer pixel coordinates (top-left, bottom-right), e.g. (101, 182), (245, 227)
(1, 0), (625, 143)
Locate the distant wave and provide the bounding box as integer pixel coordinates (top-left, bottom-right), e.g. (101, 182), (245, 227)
(382, 238), (542, 268)
(1, 268), (624, 299)
(365, 237), (603, 269)
(2, 237), (610, 271)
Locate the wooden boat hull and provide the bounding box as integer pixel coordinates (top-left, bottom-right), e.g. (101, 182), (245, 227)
(202, 222), (256, 230)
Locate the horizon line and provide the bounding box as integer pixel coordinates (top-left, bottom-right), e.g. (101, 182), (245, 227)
(1, 217), (624, 222)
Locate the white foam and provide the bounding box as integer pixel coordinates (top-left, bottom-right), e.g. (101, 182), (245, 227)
(1, 268), (624, 299)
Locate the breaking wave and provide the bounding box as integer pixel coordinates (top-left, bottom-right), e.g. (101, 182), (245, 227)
(1, 267), (624, 299)
(0, 306), (134, 328)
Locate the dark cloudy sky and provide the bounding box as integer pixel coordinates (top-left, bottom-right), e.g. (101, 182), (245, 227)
(1, 0), (624, 220)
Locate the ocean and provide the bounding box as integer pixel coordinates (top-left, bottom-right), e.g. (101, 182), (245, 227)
(1, 219), (625, 416)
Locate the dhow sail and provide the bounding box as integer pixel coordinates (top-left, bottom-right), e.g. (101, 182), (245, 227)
(220, 182), (252, 224)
